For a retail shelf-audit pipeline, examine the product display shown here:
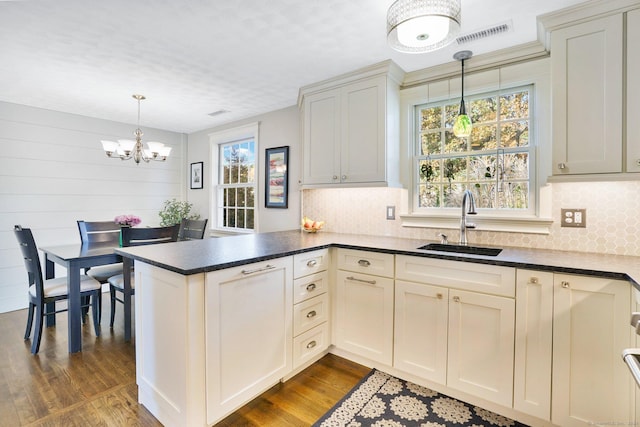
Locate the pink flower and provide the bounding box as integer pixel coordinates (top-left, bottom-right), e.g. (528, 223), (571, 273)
(114, 214), (141, 226)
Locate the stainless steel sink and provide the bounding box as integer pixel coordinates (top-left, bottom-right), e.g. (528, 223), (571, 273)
(418, 243), (502, 256)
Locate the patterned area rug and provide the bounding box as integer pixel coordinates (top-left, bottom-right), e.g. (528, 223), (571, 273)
(313, 369), (529, 427)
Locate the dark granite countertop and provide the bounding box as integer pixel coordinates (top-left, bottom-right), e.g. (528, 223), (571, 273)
(115, 230), (640, 289)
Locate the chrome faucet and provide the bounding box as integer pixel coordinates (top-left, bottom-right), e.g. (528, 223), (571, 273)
(459, 190), (477, 245)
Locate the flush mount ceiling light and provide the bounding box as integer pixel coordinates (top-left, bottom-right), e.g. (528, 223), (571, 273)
(453, 50), (473, 138)
(100, 94), (171, 164)
(387, 0), (461, 53)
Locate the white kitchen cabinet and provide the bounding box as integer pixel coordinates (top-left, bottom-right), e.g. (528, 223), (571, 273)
(394, 255), (516, 408)
(513, 270), (553, 421)
(548, 13), (623, 175)
(292, 249), (330, 369)
(626, 8), (640, 172)
(552, 273), (634, 426)
(394, 280), (448, 384)
(335, 249), (395, 365)
(205, 257), (293, 424)
(299, 61), (403, 187)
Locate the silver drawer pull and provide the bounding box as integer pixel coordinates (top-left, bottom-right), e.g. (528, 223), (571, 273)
(452, 296), (460, 302)
(306, 259), (318, 268)
(241, 264), (276, 275)
(306, 310), (317, 319)
(306, 340), (317, 349)
(306, 283), (317, 292)
(357, 259), (371, 267)
(346, 276), (376, 285)
(529, 277), (539, 285)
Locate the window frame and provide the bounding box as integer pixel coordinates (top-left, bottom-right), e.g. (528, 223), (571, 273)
(413, 84), (536, 216)
(398, 60), (553, 234)
(209, 123), (259, 234)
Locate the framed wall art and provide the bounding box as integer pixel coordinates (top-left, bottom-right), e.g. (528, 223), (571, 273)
(265, 146), (289, 208)
(190, 162), (203, 189)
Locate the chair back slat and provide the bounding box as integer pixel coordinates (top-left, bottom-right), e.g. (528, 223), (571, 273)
(77, 220), (121, 245)
(178, 218), (208, 240)
(13, 225), (44, 299)
(121, 224), (180, 247)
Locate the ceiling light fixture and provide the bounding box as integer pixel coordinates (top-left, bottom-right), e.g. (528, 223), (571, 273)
(100, 94), (171, 164)
(386, 0), (461, 53)
(453, 50), (473, 138)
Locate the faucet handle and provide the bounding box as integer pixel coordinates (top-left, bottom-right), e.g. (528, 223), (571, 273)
(438, 233), (448, 244)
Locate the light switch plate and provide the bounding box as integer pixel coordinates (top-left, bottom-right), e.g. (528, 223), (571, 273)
(561, 208), (586, 228)
(386, 205), (395, 220)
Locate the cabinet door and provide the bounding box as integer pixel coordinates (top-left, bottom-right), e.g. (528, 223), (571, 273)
(551, 14), (623, 175)
(394, 280), (448, 384)
(447, 289), (515, 407)
(302, 88), (341, 184)
(340, 76), (386, 184)
(514, 270), (553, 421)
(552, 274), (634, 426)
(205, 257), (293, 424)
(335, 270), (394, 365)
(627, 8), (640, 172)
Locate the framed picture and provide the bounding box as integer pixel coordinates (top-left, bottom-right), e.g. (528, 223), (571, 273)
(190, 162), (203, 189)
(265, 146), (289, 208)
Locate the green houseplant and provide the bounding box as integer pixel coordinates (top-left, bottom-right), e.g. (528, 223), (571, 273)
(159, 199), (200, 226)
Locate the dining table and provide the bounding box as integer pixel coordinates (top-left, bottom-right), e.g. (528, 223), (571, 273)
(39, 242), (133, 353)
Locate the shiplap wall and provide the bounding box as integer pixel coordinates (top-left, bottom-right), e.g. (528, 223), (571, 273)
(0, 101), (186, 313)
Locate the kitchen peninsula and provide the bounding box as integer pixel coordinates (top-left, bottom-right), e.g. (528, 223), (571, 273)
(116, 230), (640, 426)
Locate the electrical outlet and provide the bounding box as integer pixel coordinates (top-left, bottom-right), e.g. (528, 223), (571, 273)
(386, 205), (395, 220)
(561, 208), (586, 228)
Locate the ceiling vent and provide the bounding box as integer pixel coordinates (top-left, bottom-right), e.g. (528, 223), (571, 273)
(456, 21), (512, 45)
(208, 109), (229, 117)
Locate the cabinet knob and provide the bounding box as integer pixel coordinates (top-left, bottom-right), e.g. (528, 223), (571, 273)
(452, 296), (460, 302)
(306, 259), (318, 268)
(332, 175), (338, 180)
(529, 277), (539, 285)
(436, 293), (443, 299)
(306, 310), (317, 319)
(357, 259), (371, 267)
(557, 162), (567, 170)
(306, 283), (317, 292)
(561, 281), (570, 288)
(306, 340), (317, 349)
(341, 175), (347, 180)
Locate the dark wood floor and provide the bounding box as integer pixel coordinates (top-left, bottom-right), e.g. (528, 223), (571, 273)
(0, 293), (369, 427)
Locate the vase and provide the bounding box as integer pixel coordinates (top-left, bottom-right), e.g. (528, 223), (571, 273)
(119, 225), (131, 247)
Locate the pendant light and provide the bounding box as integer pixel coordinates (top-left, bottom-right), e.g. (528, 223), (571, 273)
(453, 50), (473, 138)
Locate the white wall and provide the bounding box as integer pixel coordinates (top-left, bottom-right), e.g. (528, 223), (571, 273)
(186, 105), (301, 234)
(0, 101), (186, 313)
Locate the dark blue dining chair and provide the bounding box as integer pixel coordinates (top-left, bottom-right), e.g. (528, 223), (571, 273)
(107, 224), (179, 328)
(14, 225), (102, 354)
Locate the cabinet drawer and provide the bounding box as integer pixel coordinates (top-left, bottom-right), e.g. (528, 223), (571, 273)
(293, 293), (329, 336)
(293, 322), (329, 368)
(396, 255), (515, 297)
(293, 271), (328, 304)
(293, 249), (329, 279)
(336, 248), (394, 278)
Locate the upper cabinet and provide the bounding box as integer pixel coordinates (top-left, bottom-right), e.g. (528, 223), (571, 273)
(540, 1), (639, 177)
(298, 61), (404, 188)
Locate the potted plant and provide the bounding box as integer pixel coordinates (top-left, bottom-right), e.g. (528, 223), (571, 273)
(159, 199), (200, 226)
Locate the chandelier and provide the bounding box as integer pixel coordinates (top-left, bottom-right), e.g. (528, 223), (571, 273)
(386, 0), (461, 53)
(100, 94), (171, 164)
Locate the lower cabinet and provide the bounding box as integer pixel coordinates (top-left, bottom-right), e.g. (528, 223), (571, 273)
(205, 257), (293, 425)
(551, 273), (634, 426)
(394, 265), (516, 408)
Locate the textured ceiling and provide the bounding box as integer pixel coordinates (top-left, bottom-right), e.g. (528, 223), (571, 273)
(0, 0), (586, 134)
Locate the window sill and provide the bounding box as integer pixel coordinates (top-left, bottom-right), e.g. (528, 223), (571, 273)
(399, 213), (553, 235)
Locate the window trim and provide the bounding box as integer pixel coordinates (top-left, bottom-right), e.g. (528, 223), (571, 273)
(209, 122), (259, 234)
(399, 59), (553, 234)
